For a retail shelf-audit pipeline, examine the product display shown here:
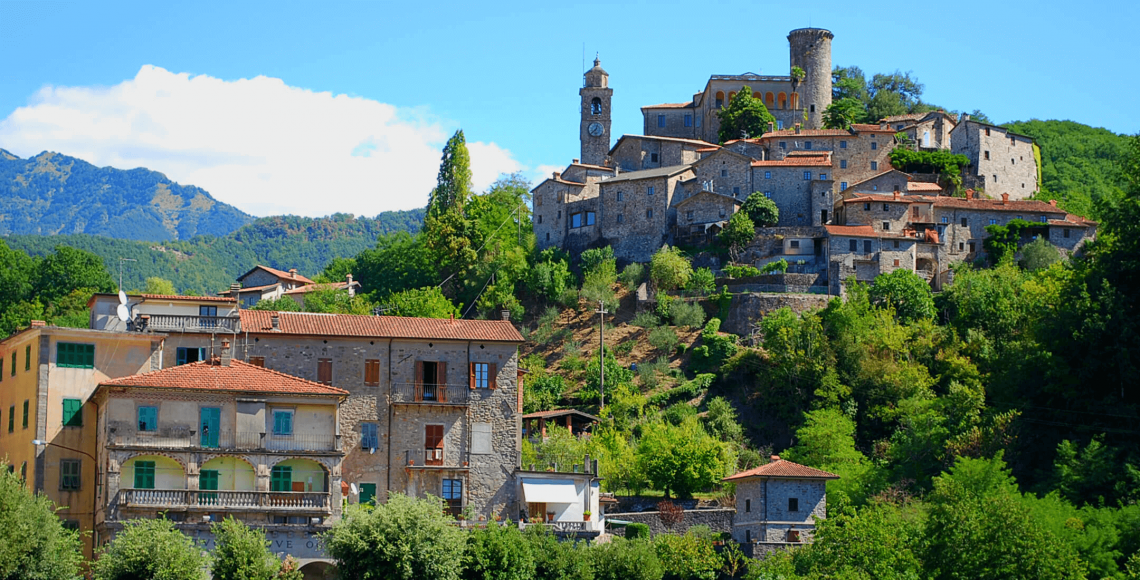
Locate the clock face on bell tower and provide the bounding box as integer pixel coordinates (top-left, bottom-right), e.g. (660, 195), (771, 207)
(580, 56), (612, 167)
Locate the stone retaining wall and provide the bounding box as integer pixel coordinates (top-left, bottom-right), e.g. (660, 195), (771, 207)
(606, 508), (735, 536)
(720, 292), (833, 336)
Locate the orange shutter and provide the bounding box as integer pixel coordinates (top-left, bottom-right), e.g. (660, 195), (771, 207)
(489, 363), (498, 390)
(318, 359), (332, 385)
(364, 359), (380, 386)
(414, 361), (424, 402)
(438, 362), (446, 387)
(469, 363), (476, 390)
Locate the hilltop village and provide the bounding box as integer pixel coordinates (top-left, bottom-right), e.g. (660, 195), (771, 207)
(533, 28), (1096, 292)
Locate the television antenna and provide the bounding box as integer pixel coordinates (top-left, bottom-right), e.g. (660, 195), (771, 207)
(118, 257), (136, 293)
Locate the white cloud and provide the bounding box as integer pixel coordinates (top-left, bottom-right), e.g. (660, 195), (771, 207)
(0, 65), (524, 217)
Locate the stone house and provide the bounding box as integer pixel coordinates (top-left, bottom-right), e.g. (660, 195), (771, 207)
(532, 162), (614, 252)
(750, 154), (835, 227)
(642, 28), (834, 138)
(597, 165), (696, 262)
(282, 275), (361, 309)
(228, 265), (316, 308)
(0, 323), (164, 559)
(88, 293), (240, 337)
(92, 355), (347, 576)
(673, 191), (741, 246)
(608, 135), (713, 172)
(843, 169), (943, 196)
(684, 147), (756, 200)
(882, 111), (957, 150)
(951, 118), (1039, 200)
(724, 455), (838, 548)
(755, 124), (900, 191)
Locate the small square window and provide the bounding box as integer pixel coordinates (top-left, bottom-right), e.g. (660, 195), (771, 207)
(883, 222), (891, 231)
(650, 153), (659, 163)
(733, 186), (740, 194)
(941, 216), (949, 224)
(647, 186), (655, 196)
(840, 159), (847, 169)
(138, 406), (158, 432)
(804, 141), (812, 150)
(721, 169), (727, 177)
(989, 219), (998, 225)
(803, 171), (811, 181)
(687, 211), (694, 221)
(839, 140), (847, 149)
(819, 173), (827, 180)
(779, 141), (787, 149)
(616, 214), (623, 223)
(1040, 216), (1048, 223)
(764, 192), (772, 198)
(871, 161), (878, 171)
(646, 209), (654, 218)
(586, 211), (596, 226)
(883, 204), (890, 211)
(863, 203), (870, 211)
(893, 240), (900, 249)
(273, 409), (294, 436)
(764, 171), (772, 179)
(871, 142), (878, 150)
(841, 182), (848, 191)
(961, 217), (968, 227)
(894, 259), (900, 267)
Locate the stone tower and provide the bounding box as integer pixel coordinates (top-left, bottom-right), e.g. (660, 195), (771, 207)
(787, 28), (833, 130)
(580, 56), (612, 166)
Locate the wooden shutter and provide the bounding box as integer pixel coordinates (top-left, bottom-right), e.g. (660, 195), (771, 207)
(438, 361), (446, 387)
(425, 425), (443, 465)
(364, 359), (380, 386)
(489, 363), (497, 390)
(414, 361), (424, 402)
(318, 358), (332, 385)
(248, 356), (265, 368)
(469, 363), (476, 389)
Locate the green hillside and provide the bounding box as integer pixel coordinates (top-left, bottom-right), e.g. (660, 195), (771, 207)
(1002, 119), (1130, 218)
(0, 148), (253, 240)
(2, 210), (423, 294)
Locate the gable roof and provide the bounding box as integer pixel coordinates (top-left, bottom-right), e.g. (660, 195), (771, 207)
(608, 135), (718, 156)
(99, 359), (348, 397)
(723, 456), (839, 481)
(282, 281), (361, 295)
(839, 193), (1071, 215)
(951, 119), (1033, 141)
(237, 265), (314, 285)
(641, 102), (695, 109)
(238, 310), (524, 342)
(752, 154), (831, 168)
(523, 409), (601, 422)
(602, 164), (694, 183)
(674, 190), (742, 208)
(691, 147), (754, 166)
(87, 293), (237, 308)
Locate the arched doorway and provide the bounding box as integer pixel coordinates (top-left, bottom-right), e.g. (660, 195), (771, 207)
(299, 560), (337, 580)
(123, 455), (185, 490)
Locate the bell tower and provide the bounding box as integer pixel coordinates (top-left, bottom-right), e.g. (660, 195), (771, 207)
(580, 56), (612, 167)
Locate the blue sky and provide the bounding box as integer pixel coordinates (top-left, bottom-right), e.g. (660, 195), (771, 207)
(1, 0), (1136, 217)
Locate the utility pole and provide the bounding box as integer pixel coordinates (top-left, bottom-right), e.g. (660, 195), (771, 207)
(118, 257), (137, 291)
(595, 300), (609, 410)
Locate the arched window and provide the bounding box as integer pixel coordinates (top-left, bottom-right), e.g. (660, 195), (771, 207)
(728, 91), (737, 103)
(765, 92), (775, 107)
(923, 131), (930, 147)
(715, 91), (725, 108)
(777, 93), (787, 110)
(591, 97), (602, 115)
(790, 93), (799, 109)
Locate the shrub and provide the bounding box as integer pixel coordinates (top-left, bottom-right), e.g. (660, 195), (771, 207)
(760, 259), (789, 274)
(689, 319), (738, 373)
(537, 306), (559, 327)
(670, 301), (706, 329)
(591, 538), (663, 580)
(620, 263), (647, 290)
(685, 267), (716, 295)
(1020, 236), (1061, 271)
(528, 249), (573, 301)
(654, 533), (720, 580)
(639, 359), (665, 389)
(663, 402), (697, 426)
(650, 246), (692, 290)
(462, 522), (535, 580)
(211, 516), (300, 580)
(581, 276), (619, 312)
(0, 460), (83, 580)
(632, 312), (661, 328)
(614, 341), (636, 356)
(741, 194), (779, 227)
(655, 293), (674, 320)
(323, 494), (466, 580)
(868, 269), (936, 323)
(559, 355), (586, 372)
(625, 523), (651, 540)
(249, 296), (302, 312)
(648, 374), (715, 407)
(92, 518), (207, 580)
(563, 340), (582, 357)
(581, 246), (617, 281)
(524, 526), (593, 580)
(558, 287), (580, 308)
(722, 264), (761, 279)
(524, 374), (566, 413)
(649, 326), (680, 353)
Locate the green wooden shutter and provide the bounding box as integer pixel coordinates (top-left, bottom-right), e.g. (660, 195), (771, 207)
(270, 466), (292, 492)
(22, 400), (29, 429)
(134, 461), (155, 489)
(360, 483), (376, 505)
(199, 469), (219, 504)
(200, 407), (220, 447)
(62, 399), (83, 427)
(176, 348), (187, 366)
(273, 411), (293, 435)
(138, 406), (157, 431)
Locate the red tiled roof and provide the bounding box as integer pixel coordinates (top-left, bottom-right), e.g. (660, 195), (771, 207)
(850, 123), (898, 133)
(568, 162), (615, 172)
(724, 457), (839, 481)
(642, 102), (694, 109)
(238, 265), (314, 285)
(907, 182), (942, 192)
(218, 283), (281, 296)
(238, 310), (524, 342)
(841, 193), (1071, 215)
(881, 113), (926, 123)
(752, 156), (831, 167)
(88, 293), (237, 307)
(283, 281), (360, 295)
(758, 129), (852, 138)
(100, 359), (348, 396)
(523, 409), (601, 421)
(1050, 214), (1098, 227)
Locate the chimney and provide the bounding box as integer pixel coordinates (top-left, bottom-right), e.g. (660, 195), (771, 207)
(965, 190), (973, 200)
(288, 268), (297, 279)
(1049, 199), (1057, 207)
(962, 113), (971, 122)
(229, 282), (240, 296)
(794, 124), (801, 134)
(346, 273), (355, 297)
(768, 121), (775, 133)
(572, 158), (580, 164)
(553, 171), (561, 180)
(30, 320), (45, 328)
(893, 190), (901, 201)
(770, 455), (781, 462)
(220, 339), (232, 366)
(501, 310), (511, 321)
(1001, 193), (1009, 204)
(271, 314), (281, 331)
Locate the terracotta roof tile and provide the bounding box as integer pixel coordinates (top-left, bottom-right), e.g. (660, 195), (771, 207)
(724, 457), (839, 481)
(140, 294), (237, 303)
(282, 281), (360, 295)
(523, 409), (601, 421)
(238, 265), (314, 285)
(758, 129), (852, 138)
(841, 193), (1072, 215)
(907, 182), (942, 192)
(642, 102), (694, 109)
(850, 123), (898, 133)
(239, 310), (524, 342)
(100, 359), (348, 396)
(752, 156), (831, 167)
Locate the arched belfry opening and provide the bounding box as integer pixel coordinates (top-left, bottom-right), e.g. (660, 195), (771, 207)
(591, 97), (602, 115)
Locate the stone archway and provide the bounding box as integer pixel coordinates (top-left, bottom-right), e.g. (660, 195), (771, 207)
(298, 560), (337, 580)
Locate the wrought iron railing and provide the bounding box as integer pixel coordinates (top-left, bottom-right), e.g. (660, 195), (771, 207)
(144, 314), (240, 333)
(520, 521), (589, 533)
(404, 449), (469, 467)
(391, 383), (470, 405)
(109, 429), (339, 452)
(118, 489), (331, 511)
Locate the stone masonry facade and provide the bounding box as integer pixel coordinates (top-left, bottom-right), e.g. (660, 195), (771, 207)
(732, 477), (827, 544)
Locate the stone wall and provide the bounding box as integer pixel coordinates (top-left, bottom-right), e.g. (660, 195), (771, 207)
(606, 508), (735, 537)
(749, 165), (828, 227)
(762, 129), (897, 189)
(731, 477), (826, 544)
(719, 292), (833, 336)
(952, 121), (1038, 200)
(689, 149), (754, 198)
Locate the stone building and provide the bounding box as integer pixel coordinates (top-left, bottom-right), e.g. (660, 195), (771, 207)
(0, 323), (164, 560)
(951, 118), (1039, 200)
(673, 191), (742, 246)
(828, 190), (1097, 292)
(750, 154), (835, 227)
(882, 111), (957, 150)
(532, 162), (614, 252)
(724, 455), (838, 549)
(598, 165), (696, 262)
(754, 123), (900, 190)
(641, 28), (834, 139)
(92, 355), (347, 577)
(609, 135), (713, 172)
(228, 265), (316, 308)
(843, 169), (943, 196)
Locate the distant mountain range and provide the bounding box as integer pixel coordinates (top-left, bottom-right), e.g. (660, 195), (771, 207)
(0, 149), (253, 240)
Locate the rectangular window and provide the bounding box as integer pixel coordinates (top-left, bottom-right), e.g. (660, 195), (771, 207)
(721, 169), (728, 177)
(364, 359), (381, 386)
(912, 206), (919, 218)
(684, 114), (692, 127)
(893, 240), (900, 249)
(138, 405), (158, 432)
(62, 398), (82, 427)
(647, 186), (655, 196)
(248, 356), (265, 367)
(984, 151), (990, 160)
(839, 140), (847, 149)
(317, 358), (332, 385)
(803, 171), (811, 181)
(696, 115), (701, 127)
(790, 240), (800, 249)
(473, 362), (490, 389)
(616, 214), (623, 224)
(425, 425), (444, 465)
(657, 114), (665, 128)
(270, 465), (292, 492)
(989, 219), (998, 225)
(22, 400), (29, 429)
(871, 161), (878, 171)
(175, 347), (206, 366)
(199, 305), (217, 317)
(57, 343), (94, 369)
(883, 204), (890, 211)
(883, 222), (891, 231)
(788, 497), (799, 512)
(849, 239), (857, 252)
(764, 171), (772, 179)
(961, 217), (968, 227)
(134, 461), (155, 489)
(733, 186), (740, 195)
(10, 352), (14, 376)
(1064, 228), (1071, 238)
(745, 498), (751, 512)
(60, 459), (81, 491)
(840, 159), (847, 169)
(586, 212), (596, 226)
(25, 345), (31, 371)
(941, 216), (949, 224)
(616, 191), (623, 201)
(779, 141), (786, 149)
(647, 209), (654, 218)
(841, 182), (848, 191)
(1040, 216), (1048, 223)
(819, 173), (827, 180)
(361, 423), (379, 450)
(443, 478), (462, 516)
(864, 203), (871, 211)
(650, 153), (658, 163)
(777, 121), (784, 130)
(871, 142), (878, 150)
(764, 192), (772, 198)
(200, 407), (220, 447)
(804, 141), (812, 150)
(686, 210), (694, 221)
(7, 406), (12, 433)
(571, 213), (582, 228)
(894, 259), (901, 267)
(537, 214), (542, 224)
(864, 240), (872, 254)
(272, 409), (294, 435)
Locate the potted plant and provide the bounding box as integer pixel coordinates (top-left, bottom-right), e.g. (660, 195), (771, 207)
(546, 512), (555, 523)
(582, 510), (592, 521)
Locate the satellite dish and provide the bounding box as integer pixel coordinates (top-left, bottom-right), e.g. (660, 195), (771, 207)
(116, 304), (130, 323)
(350, 483), (358, 495)
(118, 290), (128, 305)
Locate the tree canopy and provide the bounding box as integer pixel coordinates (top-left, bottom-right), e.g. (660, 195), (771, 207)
(716, 86), (776, 144)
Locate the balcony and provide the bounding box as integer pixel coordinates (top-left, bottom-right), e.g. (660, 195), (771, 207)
(108, 429), (341, 453)
(520, 521), (591, 534)
(142, 314), (240, 333)
(117, 489), (331, 512)
(391, 383), (470, 405)
(404, 449), (470, 469)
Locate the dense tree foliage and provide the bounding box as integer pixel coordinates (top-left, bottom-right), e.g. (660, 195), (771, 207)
(92, 518), (207, 580)
(0, 241), (114, 336)
(716, 87), (776, 144)
(0, 462), (84, 580)
(739, 194), (779, 228)
(211, 516), (302, 580)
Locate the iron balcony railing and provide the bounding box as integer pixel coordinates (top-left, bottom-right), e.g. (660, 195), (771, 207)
(404, 448), (470, 467)
(391, 383), (470, 405)
(144, 314), (240, 333)
(117, 489), (331, 511)
(109, 428), (340, 452)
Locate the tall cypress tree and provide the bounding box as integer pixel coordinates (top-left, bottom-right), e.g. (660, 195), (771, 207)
(427, 130), (473, 220)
